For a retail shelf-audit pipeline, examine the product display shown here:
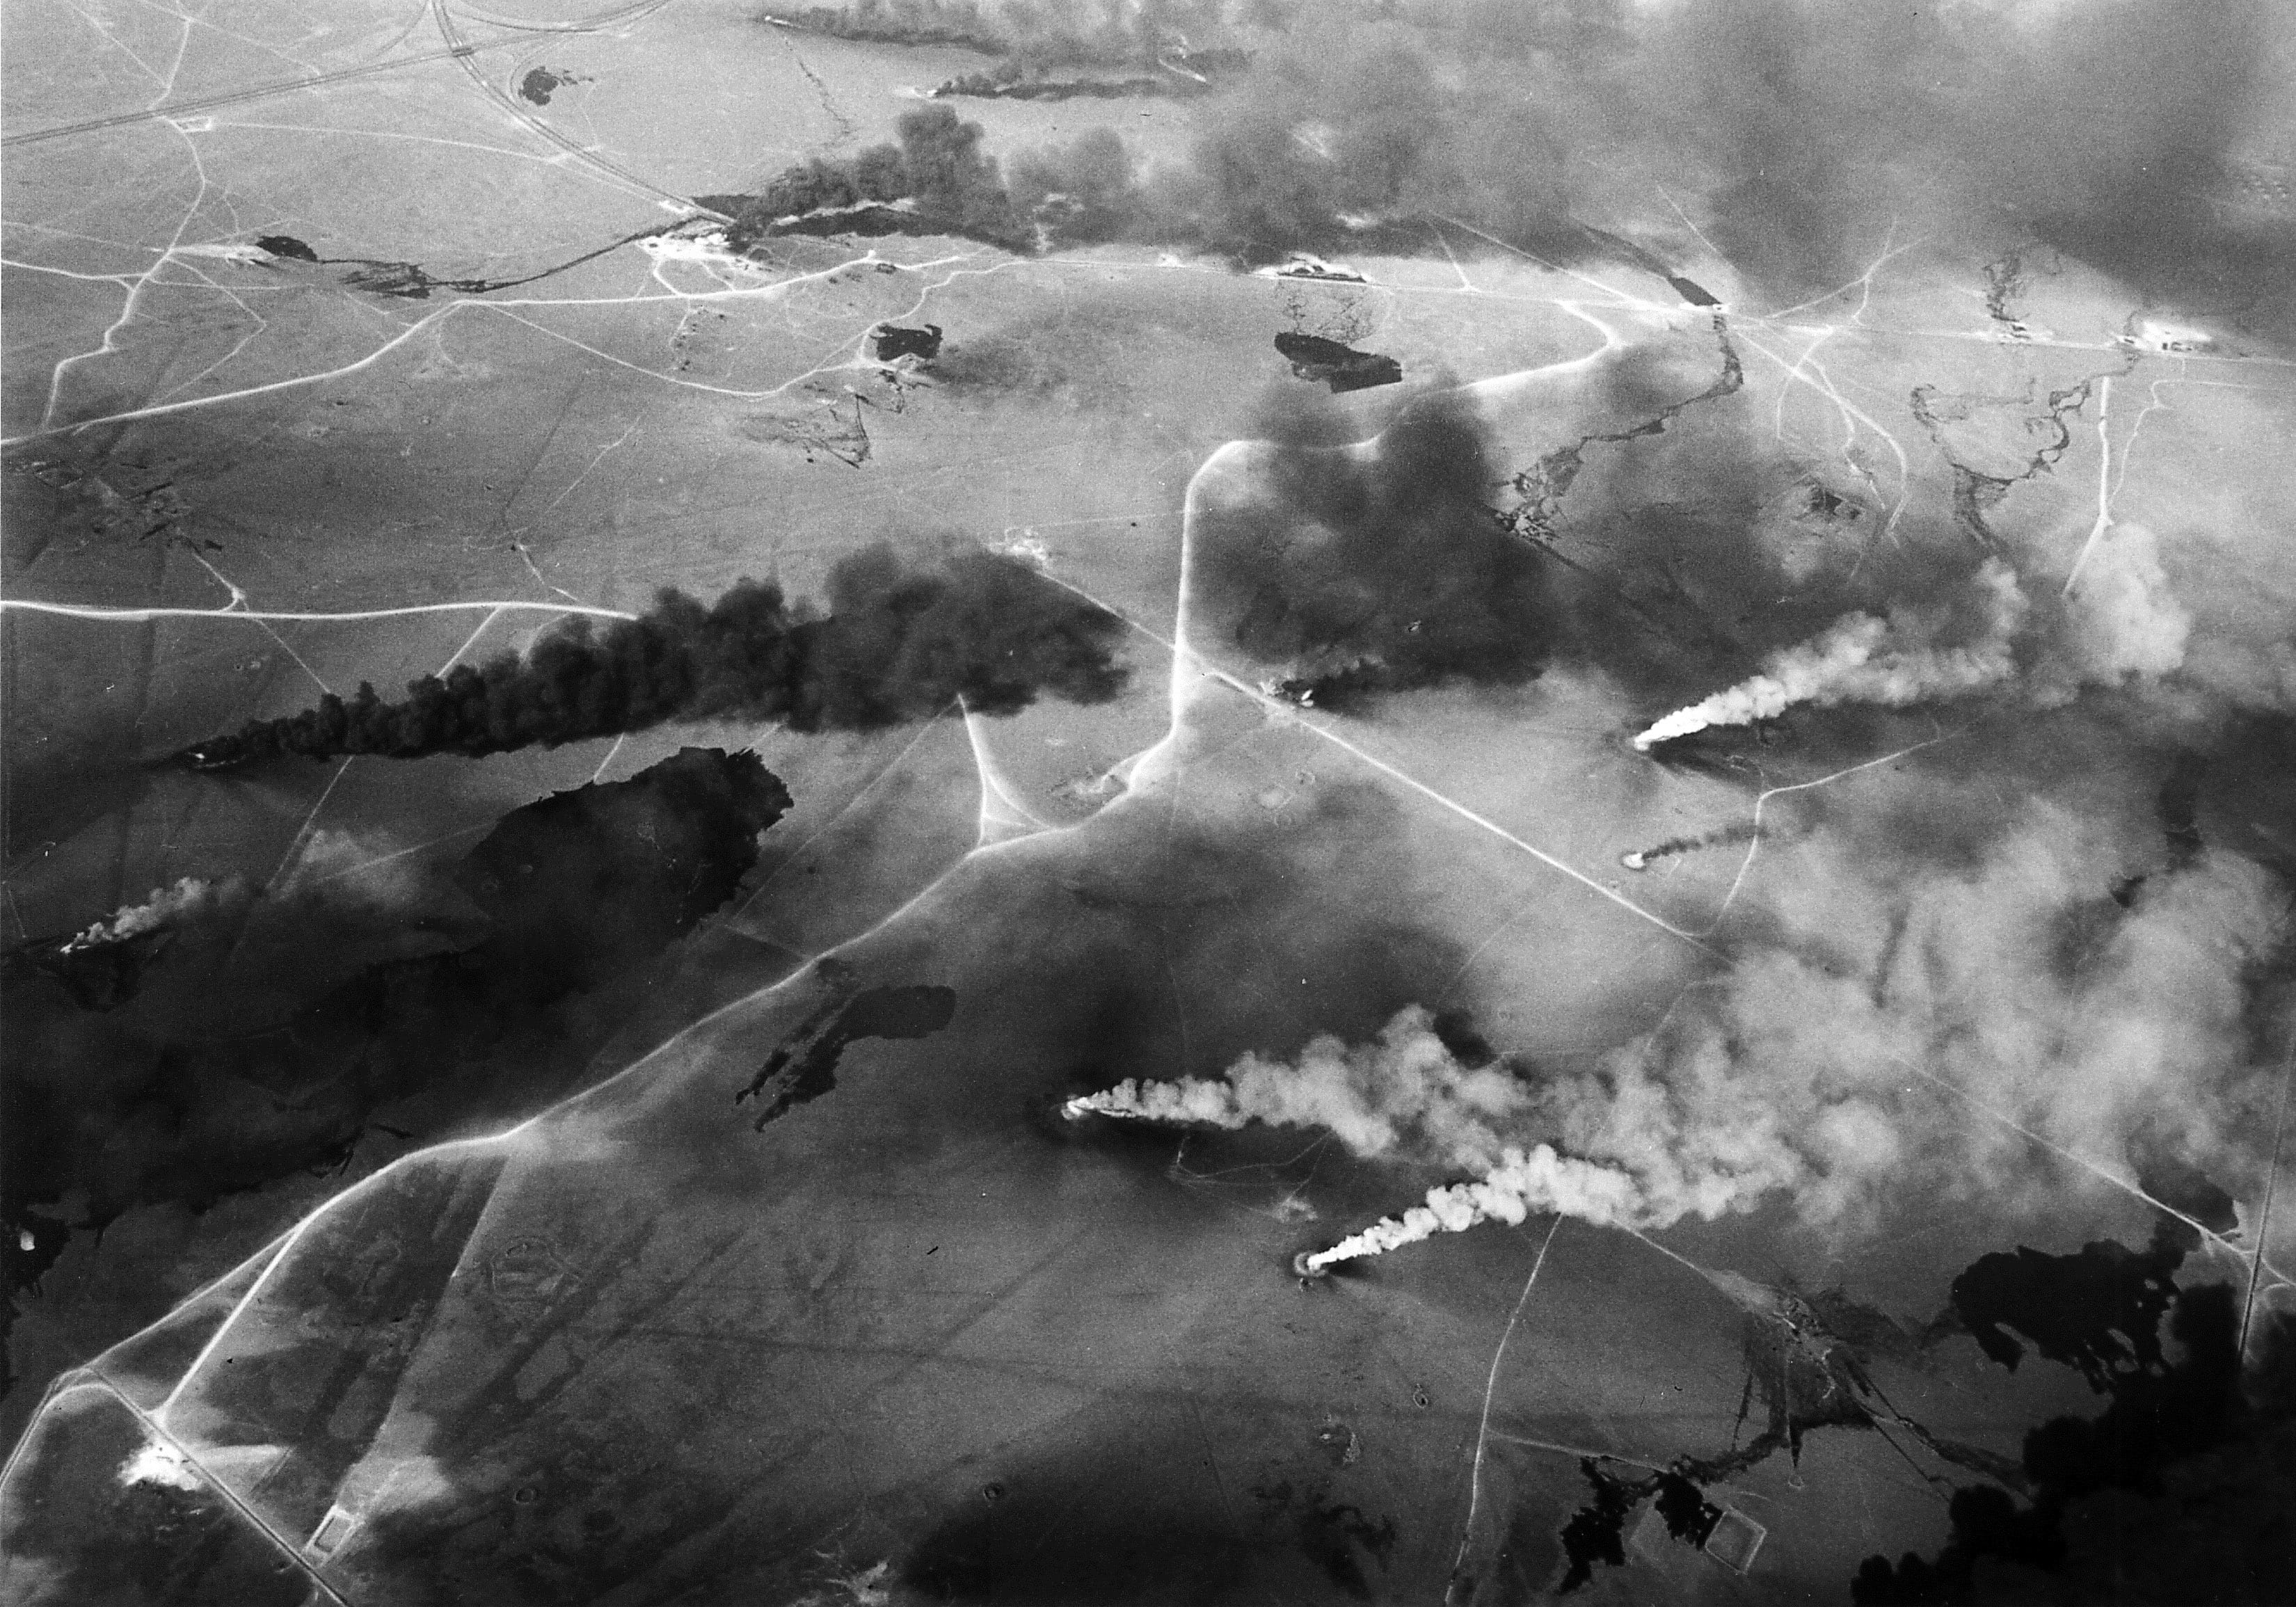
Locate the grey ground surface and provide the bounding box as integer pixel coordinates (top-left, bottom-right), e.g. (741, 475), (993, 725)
(6, 3), (2295, 1604)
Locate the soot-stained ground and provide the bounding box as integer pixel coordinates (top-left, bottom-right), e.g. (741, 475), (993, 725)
(6, 3), (2296, 1604)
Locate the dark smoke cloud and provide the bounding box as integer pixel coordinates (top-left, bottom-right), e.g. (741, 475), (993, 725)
(1623, 0), (2290, 300)
(708, 105), (1030, 250)
(180, 545), (1128, 767)
(736, 1), (2287, 307)
(2, 749), (792, 1403)
(1154, 26), (1467, 261)
(1193, 385), (1561, 708)
(1068, 0), (2291, 302)
(1006, 127), (1141, 246)
(765, 0), (1238, 70)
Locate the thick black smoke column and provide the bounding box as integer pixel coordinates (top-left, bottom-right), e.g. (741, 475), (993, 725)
(180, 545), (1129, 766)
(1197, 387), (1561, 709)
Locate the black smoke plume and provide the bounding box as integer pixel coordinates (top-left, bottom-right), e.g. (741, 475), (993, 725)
(1007, 126), (1143, 246)
(1193, 386), (1561, 709)
(730, 2), (2287, 309)
(705, 104), (1029, 250)
(1134, 0), (2291, 304)
(178, 545), (1128, 767)
(763, 0), (1238, 68)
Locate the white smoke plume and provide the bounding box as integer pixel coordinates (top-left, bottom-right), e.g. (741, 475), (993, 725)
(1076, 796), (2288, 1274)
(1632, 558), (2029, 749)
(2043, 520), (2192, 694)
(59, 876), (253, 952)
(1309, 805), (2288, 1270)
(1300, 1142), (1648, 1270)
(1063, 1005), (1535, 1164)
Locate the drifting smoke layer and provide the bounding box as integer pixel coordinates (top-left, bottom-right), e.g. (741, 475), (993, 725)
(1062, 1005), (1673, 1265)
(182, 546), (1126, 766)
(744, 2), (2288, 305)
(1076, 787), (2290, 1274)
(1392, 815), (2283, 1265)
(1179, 0), (2288, 297)
(1633, 559), (2027, 749)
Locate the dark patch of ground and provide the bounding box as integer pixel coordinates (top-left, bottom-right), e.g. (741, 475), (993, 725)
(1273, 332), (1401, 394)
(734, 981), (957, 1127)
(1856, 1275), (2296, 1605)
(874, 322), (944, 361)
(1940, 1224), (2186, 1389)
(2, 748), (788, 1402)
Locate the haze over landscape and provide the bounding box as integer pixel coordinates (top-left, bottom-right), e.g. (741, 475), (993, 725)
(3, 1), (2295, 1602)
